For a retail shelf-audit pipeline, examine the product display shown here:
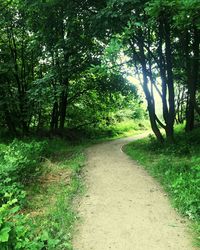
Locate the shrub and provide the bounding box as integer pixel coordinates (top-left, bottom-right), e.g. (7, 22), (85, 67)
(0, 140), (46, 183)
(0, 198), (59, 249)
(0, 139), (49, 249)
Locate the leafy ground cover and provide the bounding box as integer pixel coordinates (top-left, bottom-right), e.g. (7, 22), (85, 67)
(0, 139), (48, 249)
(124, 126), (200, 247)
(0, 138), (85, 249)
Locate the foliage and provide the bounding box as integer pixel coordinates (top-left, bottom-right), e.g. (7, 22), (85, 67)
(0, 140), (46, 183)
(0, 198), (59, 250)
(1, 0), (200, 247)
(0, 139), (51, 249)
(96, 0), (200, 141)
(26, 138), (86, 250)
(0, 0), (142, 135)
(0, 136), (89, 249)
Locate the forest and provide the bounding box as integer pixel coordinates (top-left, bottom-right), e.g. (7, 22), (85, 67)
(0, 0), (200, 249)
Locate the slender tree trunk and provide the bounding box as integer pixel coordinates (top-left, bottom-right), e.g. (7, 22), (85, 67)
(8, 26), (29, 134)
(185, 28), (199, 132)
(164, 19), (175, 142)
(176, 87), (185, 124)
(138, 33), (164, 143)
(195, 101), (200, 117)
(176, 88), (181, 123)
(4, 105), (17, 135)
(158, 21), (169, 126)
(37, 109), (42, 131)
(50, 102), (59, 131)
(157, 18), (175, 143)
(58, 8), (70, 131)
(59, 81), (68, 130)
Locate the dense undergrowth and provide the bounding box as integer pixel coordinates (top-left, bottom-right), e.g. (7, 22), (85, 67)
(0, 119), (148, 249)
(124, 126), (200, 247)
(63, 119), (149, 142)
(0, 138), (85, 250)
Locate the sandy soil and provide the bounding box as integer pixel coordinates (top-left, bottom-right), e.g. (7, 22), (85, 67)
(73, 134), (196, 250)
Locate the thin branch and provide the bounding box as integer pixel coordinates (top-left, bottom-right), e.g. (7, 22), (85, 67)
(106, 59), (134, 70)
(67, 88), (90, 104)
(143, 43), (161, 68)
(70, 120), (98, 130)
(155, 115), (166, 129)
(195, 101), (200, 116)
(147, 70), (162, 98)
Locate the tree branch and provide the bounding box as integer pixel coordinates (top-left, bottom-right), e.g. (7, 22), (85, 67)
(155, 115), (166, 129)
(67, 88), (90, 104)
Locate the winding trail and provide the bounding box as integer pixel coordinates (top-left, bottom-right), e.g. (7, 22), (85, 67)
(73, 134), (196, 250)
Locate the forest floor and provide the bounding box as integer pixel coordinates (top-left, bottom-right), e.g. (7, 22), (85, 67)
(72, 134), (196, 250)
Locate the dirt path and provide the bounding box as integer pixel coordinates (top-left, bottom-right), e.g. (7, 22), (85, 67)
(73, 135), (196, 250)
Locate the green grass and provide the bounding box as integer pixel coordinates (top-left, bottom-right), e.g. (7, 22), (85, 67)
(110, 119), (149, 136)
(124, 127), (200, 247)
(83, 119), (150, 143)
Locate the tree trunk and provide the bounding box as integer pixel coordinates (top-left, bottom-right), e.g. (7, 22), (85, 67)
(158, 21), (169, 126)
(59, 84), (68, 130)
(137, 33), (164, 143)
(185, 28), (199, 132)
(50, 102), (59, 131)
(164, 19), (175, 142)
(4, 108), (17, 135)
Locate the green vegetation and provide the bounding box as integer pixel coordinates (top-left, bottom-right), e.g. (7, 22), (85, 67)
(124, 127), (200, 247)
(26, 139), (86, 250)
(0, 120), (147, 249)
(0, 138), (86, 249)
(81, 119), (149, 141)
(0, 0), (200, 248)
(0, 139), (47, 249)
(1, 0), (200, 143)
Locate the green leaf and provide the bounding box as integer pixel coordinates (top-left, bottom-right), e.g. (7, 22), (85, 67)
(0, 226), (11, 242)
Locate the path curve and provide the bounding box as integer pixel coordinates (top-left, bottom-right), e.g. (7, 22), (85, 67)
(73, 134), (196, 250)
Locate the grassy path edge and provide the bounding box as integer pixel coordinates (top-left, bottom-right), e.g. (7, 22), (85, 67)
(123, 137), (200, 248)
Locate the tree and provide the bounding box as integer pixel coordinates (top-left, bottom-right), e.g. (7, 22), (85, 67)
(0, 0), (140, 135)
(96, 0), (200, 142)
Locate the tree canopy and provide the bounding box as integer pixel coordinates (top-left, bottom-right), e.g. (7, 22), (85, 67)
(0, 0), (200, 142)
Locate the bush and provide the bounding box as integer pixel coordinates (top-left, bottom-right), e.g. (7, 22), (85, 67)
(0, 199), (59, 250)
(0, 140), (46, 183)
(0, 139), (49, 249)
(0, 178), (26, 207)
